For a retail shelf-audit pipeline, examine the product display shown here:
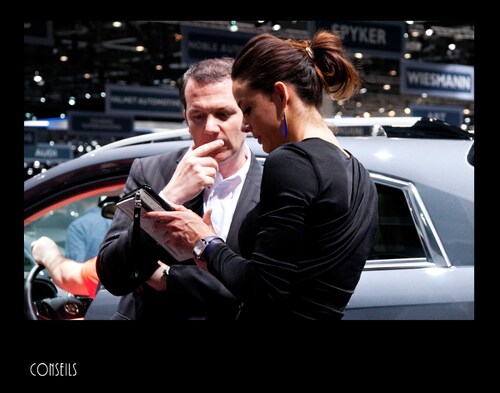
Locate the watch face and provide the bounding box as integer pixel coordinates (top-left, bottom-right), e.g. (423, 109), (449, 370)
(193, 239), (206, 258)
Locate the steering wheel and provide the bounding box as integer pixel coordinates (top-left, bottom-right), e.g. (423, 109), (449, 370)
(24, 264), (89, 320)
(24, 264), (45, 320)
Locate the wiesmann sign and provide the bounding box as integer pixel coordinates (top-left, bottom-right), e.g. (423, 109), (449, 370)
(401, 60), (474, 101)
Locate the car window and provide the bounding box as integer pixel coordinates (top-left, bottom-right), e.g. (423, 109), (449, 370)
(24, 188), (122, 273)
(366, 174), (449, 270)
(369, 183), (426, 261)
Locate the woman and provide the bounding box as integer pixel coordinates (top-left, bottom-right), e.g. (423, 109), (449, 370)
(147, 30), (378, 320)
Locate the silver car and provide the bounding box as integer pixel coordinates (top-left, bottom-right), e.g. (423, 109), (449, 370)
(24, 118), (474, 320)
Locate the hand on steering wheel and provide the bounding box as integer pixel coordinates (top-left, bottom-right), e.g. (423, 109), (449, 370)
(24, 264), (88, 320)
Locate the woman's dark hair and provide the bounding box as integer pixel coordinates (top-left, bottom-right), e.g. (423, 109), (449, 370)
(232, 30), (361, 109)
(178, 57), (234, 109)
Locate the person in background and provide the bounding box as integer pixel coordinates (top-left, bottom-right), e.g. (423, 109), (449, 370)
(30, 235), (167, 303)
(150, 30), (379, 320)
(31, 236), (99, 299)
(97, 57), (263, 320)
(65, 197), (112, 262)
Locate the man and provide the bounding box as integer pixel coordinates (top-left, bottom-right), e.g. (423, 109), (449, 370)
(97, 57), (262, 320)
(65, 197), (112, 262)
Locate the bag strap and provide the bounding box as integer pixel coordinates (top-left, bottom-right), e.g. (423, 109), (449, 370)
(130, 190), (142, 279)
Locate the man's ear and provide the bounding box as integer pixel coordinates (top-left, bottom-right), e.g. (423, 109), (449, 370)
(183, 110), (189, 126)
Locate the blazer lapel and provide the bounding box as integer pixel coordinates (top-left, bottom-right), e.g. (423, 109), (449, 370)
(225, 151), (262, 251)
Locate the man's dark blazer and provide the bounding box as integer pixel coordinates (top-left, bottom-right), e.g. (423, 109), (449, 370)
(96, 145), (262, 320)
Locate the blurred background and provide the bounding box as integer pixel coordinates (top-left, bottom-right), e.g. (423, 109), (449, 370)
(24, 20), (474, 178)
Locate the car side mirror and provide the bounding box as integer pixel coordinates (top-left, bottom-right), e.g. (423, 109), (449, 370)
(99, 196), (120, 219)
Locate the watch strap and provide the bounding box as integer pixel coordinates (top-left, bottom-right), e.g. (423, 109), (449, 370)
(193, 235), (215, 259)
(201, 237), (225, 262)
(193, 235), (224, 259)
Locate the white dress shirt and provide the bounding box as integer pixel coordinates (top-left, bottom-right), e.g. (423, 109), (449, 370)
(203, 144), (251, 241)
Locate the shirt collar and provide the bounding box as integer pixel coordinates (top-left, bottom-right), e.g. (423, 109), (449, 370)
(207, 143), (251, 198)
(213, 143), (251, 188)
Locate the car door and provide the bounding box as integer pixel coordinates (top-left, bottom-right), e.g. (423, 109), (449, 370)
(343, 174), (474, 320)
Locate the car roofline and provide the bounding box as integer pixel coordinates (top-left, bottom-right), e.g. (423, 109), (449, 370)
(84, 116), (466, 154)
(93, 118), (421, 153)
(94, 127), (191, 151)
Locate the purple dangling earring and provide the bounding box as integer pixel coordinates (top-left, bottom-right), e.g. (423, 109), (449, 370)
(281, 112), (288, 138)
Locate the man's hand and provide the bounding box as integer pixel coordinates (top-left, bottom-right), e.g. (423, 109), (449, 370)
(144, 203), (216, 255)
(31, 236), (64, 269)
(160, 139), (224, 204)
(145, 261), (170, 292)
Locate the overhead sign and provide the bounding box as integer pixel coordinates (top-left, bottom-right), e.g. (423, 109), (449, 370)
(181, 25), (254, 65)
(68, 110), (134, 134)
(24, 143), (73, 162)
(105, 84), (183, 120)
(24, 21), (54, 46)
(314, 21), (404, 58)
(401, 60), (474, 101)
(410, 104), (464, 127)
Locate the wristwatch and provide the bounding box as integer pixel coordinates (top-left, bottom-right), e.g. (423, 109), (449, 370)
(193, 236), (224, 260)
